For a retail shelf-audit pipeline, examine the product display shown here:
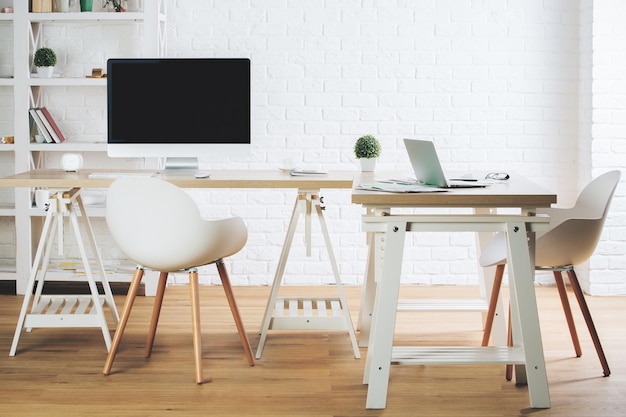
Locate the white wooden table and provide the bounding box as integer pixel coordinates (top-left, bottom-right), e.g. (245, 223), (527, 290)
(0, 169), (360, 357)
(352, 172), (557, 409)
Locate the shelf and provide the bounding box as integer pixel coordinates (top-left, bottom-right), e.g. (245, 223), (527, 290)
(23, 294), (113, 327)
(0, 144), (15, 151)
(0, 271), (16, 281)
(28, 12), (146, 22)
(28, 77), (107, 87)
(391, 346), (526, 366)
(0, 259), (16, 277)
(397, 298), (489, 312)
(269, 297), (351, 330)
(0, 77), (14, 86)
(0, 208), (16, 216)
(28, 142), (106, 152)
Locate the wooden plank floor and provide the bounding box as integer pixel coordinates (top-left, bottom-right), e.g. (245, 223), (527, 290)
(1, 284), (624, 417)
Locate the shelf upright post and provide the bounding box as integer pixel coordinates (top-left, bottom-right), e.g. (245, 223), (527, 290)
(144, 0), (167, 58)
(12, 1), (36, 294)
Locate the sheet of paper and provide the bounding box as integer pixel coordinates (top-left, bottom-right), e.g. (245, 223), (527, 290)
(290, 169), (328, 176)
(356, 182), (448, 193)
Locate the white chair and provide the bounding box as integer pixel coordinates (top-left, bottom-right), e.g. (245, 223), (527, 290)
(480, 170), (620, 379)
(102, 177), (254, 384)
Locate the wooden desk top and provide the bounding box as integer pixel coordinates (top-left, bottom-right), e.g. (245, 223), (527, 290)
(0, 169), (557, 209)
(352, 172), (557, 209)
(0, 169), (356, 190)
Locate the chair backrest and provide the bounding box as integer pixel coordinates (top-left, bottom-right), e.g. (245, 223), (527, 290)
(106, 177), (247, 272)
(479, 170), (621, 268)
(535, 170), (621, 267)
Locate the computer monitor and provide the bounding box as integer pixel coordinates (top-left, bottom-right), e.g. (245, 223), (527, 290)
(107, 58), (251, 172)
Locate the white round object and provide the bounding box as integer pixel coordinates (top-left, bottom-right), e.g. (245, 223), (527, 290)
(61, 153), (84, 172)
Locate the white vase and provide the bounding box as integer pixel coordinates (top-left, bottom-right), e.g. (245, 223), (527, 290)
(56, 0), (71, 12)
(36, 66), (54, 78)
(359, 158), (377, 172)
(126, 0), (142, 12)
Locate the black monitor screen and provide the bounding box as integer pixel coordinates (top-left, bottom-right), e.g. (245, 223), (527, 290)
(107, 58), (250, 146)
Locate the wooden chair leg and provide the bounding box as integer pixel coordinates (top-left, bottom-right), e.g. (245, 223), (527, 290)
(553, 270), (582, 357)
(567, 269), (611, 377)
(189, 270), (206, 384)
(145, 272), (169, 358)
(216, 260), (255, 366)
(479, 264), (513, 381)
(482, 264), (505, 346)
(103, 267), (145, 376)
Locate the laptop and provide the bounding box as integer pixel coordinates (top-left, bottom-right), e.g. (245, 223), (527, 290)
(403, 139), (489, 188)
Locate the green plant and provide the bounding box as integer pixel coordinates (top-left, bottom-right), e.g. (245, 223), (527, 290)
(354, 134), (381, 159)
(33, 47), (57, 68)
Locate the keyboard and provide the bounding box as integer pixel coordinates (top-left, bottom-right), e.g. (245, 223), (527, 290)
(87, 172), (155, 179)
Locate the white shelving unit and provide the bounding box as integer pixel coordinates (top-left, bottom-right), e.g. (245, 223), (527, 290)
(0, 3), (17, 285)
(1, 1), (167, 294)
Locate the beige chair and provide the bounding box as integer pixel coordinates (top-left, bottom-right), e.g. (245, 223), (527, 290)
(102, 176), (254, 384)
(480, 170), (621, 379)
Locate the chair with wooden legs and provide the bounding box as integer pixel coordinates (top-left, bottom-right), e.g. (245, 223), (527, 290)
(102, 177), (254, 384)
(480, 170), (621, 379)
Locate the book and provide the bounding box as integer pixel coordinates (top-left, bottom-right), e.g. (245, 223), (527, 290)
(39, 107), (67, 143)
(35, 108), (60, 143)
(29, 108), (54, 143)
(31, 0), (53, 13)
(36, 108), (64, 143)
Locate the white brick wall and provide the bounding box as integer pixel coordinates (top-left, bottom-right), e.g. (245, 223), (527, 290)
(588, 0), (626, 295)
(1, 0), (624, 294)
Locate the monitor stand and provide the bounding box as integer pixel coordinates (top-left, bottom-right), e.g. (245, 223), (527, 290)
(163, 157), (199, 174)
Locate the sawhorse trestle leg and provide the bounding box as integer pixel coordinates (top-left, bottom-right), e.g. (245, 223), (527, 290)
(256, 190), (360, 359)
(9, 188), (119, 356)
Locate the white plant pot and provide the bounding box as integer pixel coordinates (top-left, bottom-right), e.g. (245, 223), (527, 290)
(359, 158), (377, 172)
(36, 66), (54, 78)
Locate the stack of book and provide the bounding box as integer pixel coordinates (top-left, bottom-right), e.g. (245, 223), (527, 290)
(29, 107), (67, 144)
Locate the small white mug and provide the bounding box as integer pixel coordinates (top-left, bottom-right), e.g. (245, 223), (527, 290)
(35, 189), (50, 209)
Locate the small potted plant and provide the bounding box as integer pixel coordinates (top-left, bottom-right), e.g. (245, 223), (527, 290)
(354, 134), (381, 172)
(33, 47), (57, 78)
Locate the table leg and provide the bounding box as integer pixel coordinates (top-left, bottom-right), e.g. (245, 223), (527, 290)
(67, 201), (113, 351)
(256, 190), (359, 359)
(75, 194), (119, 325)
(358, 207), (387, 347)
(505, 220), (550, 408)
(256, 193), (302, 359)
(9, 203), (56, 356)
(365, 220), (406, 409)
(358, 231), (376, 346)
(314, 200), (360, 358)
(10, 190), (116, 355)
